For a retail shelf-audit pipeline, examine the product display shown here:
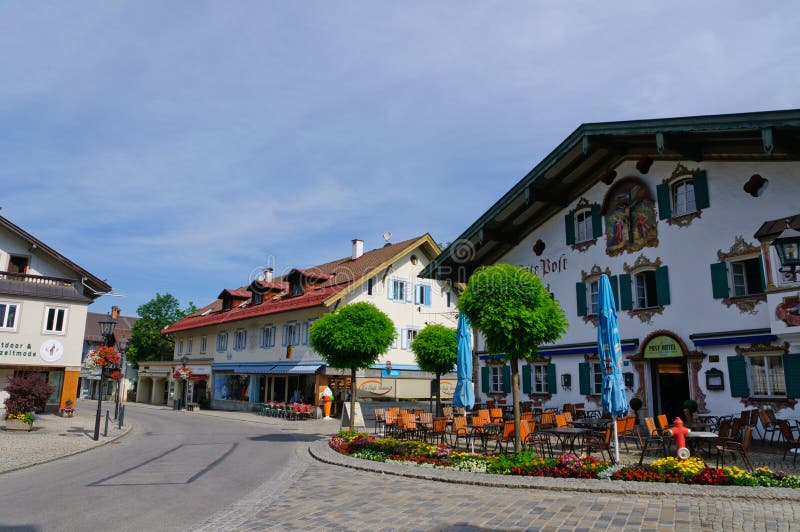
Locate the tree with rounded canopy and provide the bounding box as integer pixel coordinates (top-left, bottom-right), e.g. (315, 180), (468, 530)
(310, 302), (395, 430)
(458, 264), (568, 452)
(410, 324), (457, 416)
(130, 293), (197, 364)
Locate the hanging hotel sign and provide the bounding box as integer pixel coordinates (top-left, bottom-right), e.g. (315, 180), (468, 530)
(643, 334), (685, 359)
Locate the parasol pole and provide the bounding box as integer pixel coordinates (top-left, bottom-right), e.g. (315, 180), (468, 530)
(612, 415), (620, 463)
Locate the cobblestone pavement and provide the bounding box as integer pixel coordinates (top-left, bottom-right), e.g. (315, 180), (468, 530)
(196, 442), (800, 532)
(0, 399), (130, 474)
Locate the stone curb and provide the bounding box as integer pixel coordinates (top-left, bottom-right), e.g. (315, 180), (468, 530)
(0, 422), (135, 476)
(308, 439), (800, 501)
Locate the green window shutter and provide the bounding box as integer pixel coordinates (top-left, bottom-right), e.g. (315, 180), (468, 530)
(655, 265), (671, 306)
(565, 212), (576, 245)
(609, 275), (620, 311)
(578, 362), (591, 395)
(575, 282), (587, 317)
(619, 274), (633, 311)
(783, 354), (800, 398)
(502, 365), (512, 393)
(481, 366), (490, 394)
(656, 183), (672, 220)
(727, 356), (749, 398)
(591, 204), (603, 239)
(758, 255), (767, 294)
(522, 364), (532, 394)
(546, 363), (557, 395)
(693, 170), (710, 210)
(710, 262), (729, 299)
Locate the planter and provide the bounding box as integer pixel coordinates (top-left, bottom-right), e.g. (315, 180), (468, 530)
(6, 418), (33, 431)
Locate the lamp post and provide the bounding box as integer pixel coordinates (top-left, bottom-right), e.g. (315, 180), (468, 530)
(115, 339), (128, 420)
(94, 315), (117, 441)
(772, 220), (800, 276)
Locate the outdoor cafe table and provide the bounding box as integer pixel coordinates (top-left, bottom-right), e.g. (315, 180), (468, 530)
(543, 427), (592, 453)
(685, 431), (718, 457)
(572, 418), (611, 429)
(466, 423), (502, 453)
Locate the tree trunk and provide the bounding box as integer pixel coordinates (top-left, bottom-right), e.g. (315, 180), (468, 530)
(511, 359), (521, 453)
(350, 367), (357, 432)
(435, 372), (442, 417)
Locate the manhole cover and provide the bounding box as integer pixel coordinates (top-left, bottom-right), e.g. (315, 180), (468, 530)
(59, 433), (82, 437)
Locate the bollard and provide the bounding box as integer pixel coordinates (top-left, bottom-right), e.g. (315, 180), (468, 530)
(667, 417), (690, 458)
(118, 405), (125, 429)
(104, 410), (110, 437)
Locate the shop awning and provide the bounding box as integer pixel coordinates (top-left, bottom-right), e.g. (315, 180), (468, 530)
(689, 328), (776, 347)
(233, 365), (276, 374)
(269, 364), (323, 375)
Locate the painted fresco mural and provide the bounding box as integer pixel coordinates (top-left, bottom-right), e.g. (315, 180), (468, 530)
(602, 177), (658, 257)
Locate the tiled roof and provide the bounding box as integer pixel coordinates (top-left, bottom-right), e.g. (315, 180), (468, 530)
(164, 235), (434, 334)
(84, 312), (138, 343)
(218, 288), (251, 299)
(254, 280), (289, 292)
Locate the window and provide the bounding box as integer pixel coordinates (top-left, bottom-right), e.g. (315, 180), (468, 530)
(216, 332), (228, 352)
(533, 365), (549, 394)
(233, 329), (247, 350)
(213, 374), (251, 401)
(292, 283), (302, 296)
(389, 279), (407, 301)
(177, 340), (184, 354)
(575, 210), (592, 243)
(414, 284), (431, 306)
(748, 354), (786, 397)
(589, 280), (599, 315)
(43, 306), (67, 334)
(186, 338), (192, 354)
(259, 325), (276, 348)
(367, 278), (373, 296)
(634, 271), (658, 309)
(283, 322), (298, 346)
(253, 292), (263, 305)
(0, 302), (19, 330)
(591, 363), (603, 395)
(490, 366), (503, 393)
(7, 256), (28, 274)
(731, 258), (765, 297)
(200, 336), (207, 354)
(672, 179), (696, 216)
(400, 328), (419, 349)
(302, 320), (314, 345)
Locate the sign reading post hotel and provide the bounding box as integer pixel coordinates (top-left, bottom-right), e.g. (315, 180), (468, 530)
(643, 335), (684, 359)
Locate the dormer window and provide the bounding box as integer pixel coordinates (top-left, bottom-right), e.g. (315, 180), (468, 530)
(292, 283), (303, 296)
(222, 296), (232, 311)
(253, 292), (263, 305)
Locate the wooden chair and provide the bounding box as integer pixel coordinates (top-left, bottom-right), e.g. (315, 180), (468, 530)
(521, 411), (533, 422)
(620, 415), (641, 449)
(574, 403), (586, 418)
(418, 412), (433, 439)
(540, 411), (555, 429)
(563, 411), (574, 427)
(581, 425), (615, 464)
(489, 407), (504, 424)
(778, 420), (800, 464)
(656, 414), (669, 432)
(399, 411), (418, 440)
(525, 419), (553, 457)
(486, 400), (496, 409)
(477, 409), (492, 425)
(428, 417), (448, 445)
(554, 413), (568, 428)
(442, 406), (453, 421)
(384, 411), (397, 437)
(563, 404), (575, 416)
(449, 415), (472, 449)
(638, 417), (668, 465)
(493, 420), (517, 454)
(716, 425), (753, 471)
(373, 408), (386, 435)
(758, 410), (781, 442)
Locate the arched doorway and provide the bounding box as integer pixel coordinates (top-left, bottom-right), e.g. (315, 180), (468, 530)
(640, 331), (691, 422)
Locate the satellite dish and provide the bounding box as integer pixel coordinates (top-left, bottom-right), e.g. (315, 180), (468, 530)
(382, 231), (392, 242)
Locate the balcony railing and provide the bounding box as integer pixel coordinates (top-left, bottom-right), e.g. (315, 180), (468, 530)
(0, 271), (77, 287)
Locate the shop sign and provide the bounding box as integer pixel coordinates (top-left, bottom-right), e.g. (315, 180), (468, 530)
(358, 379), (393, 396)
(0, 338), (36, 358)
(643, 335), (684, 359)
(522, 254), (568, 278)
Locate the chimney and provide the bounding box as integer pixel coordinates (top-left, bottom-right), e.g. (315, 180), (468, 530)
(111, 306), (120, 319)
(264, 268), (274, 283)
(352, 239), (364, 260)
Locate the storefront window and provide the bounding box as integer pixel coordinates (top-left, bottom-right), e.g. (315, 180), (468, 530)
(214, 374), (251, 401)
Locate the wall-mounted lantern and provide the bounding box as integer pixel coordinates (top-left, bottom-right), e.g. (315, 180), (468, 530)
(561, 373), (571, 391)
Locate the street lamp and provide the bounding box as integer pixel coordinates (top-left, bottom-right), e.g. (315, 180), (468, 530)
(772, 220), (800, 275)
(115, 339), (128, 420)
(94, 315), (117, 441)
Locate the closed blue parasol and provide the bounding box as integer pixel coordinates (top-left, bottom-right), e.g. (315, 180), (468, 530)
(453, 313), (475, 411)
(598, 274), (627, 462)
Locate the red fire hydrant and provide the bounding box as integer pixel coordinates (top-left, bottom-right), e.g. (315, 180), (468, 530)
(668, 417), (691, 458)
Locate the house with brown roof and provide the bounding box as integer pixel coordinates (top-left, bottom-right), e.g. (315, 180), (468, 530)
(0, 215), (111, 412)
(79, 307), (138, 402)
(158, 234), (458, 411)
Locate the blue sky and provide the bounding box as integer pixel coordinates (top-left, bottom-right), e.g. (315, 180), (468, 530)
(1, 2), (798, 316)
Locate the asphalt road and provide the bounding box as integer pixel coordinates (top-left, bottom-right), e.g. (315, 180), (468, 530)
(0, 406), (326, 531)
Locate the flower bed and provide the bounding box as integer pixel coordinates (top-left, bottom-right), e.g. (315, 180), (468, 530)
(330, 431), (800, 488)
